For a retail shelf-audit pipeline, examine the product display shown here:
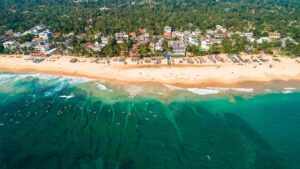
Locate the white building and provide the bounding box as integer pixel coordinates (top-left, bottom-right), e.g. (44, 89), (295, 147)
(164, 26), (172, 39)
(99, 6), (111, 11)
(216, 25), (227, 33)
(14, 32), (22, 38)
(187, 36), (199, 46)
(154, 38), (164, 51)
(101, 36), (109, 45)
(115, 32), (128, 44)
(171, 40), (186, 56)
(192, 29), (202, 36)
(3, 41), (17, 50)
(242, 32), (255, 43)
(34, 43), (50, 52)
(164, 26), (172, 33)
(39, 29), (52, 40)
(200, 40), (210, 51)
(30, 25), (46, 35)
(137, 33), (150, 44)
(172, 31), (184, 40)
(268, 32), (281, 40)
(281, 37), (298, 48)
(257, 37), (271, 44)
(90, 42), (103, 52)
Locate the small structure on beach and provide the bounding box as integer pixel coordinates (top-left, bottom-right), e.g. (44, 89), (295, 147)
(31, 48), (57, 58)
(164, 52), (172, 65)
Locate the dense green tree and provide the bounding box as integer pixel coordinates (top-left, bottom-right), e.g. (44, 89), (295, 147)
(222, 38), (234, 54)
(208, 44), (222, 54)
(1, 0), (299, 35)
(0, 44), (4, 53)
(19, 34), (34, 43)
(101, 38), (120, 57)
(138, 44), (151, 58)
(285, 42), (300, 57)
(257, 41), (273, 53)
(187, 45), (204, 56)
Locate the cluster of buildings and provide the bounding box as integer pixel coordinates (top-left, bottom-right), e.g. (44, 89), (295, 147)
(97, 25), (298, 56)
(1, 25), (56, 57)
(1, 24), (298, 57)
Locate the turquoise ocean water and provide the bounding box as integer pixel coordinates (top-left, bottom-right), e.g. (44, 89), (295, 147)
(0, 73), (299, 169)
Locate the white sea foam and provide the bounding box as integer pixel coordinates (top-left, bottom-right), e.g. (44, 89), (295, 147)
(264, 89), (274, 93)
(0, 74), (17, 79)
(282, 90), (293, 94)
(163, 84), (254, 95)
(96, 83), (108, 90)
(208, 87), (254, 93)
(126, 85), (144, 96)
(187, 88), (220, 95)
(230, 88), (254, 93)
(281, 87), (297, 94)
(0, 74), (43, 84)
(27, 73), (58, 80)
(164, 84), (184, 90)
(59, 94), (75, 99)
(31, 74), (93, 84)
(283, 87), (296, 91)
(64, 77), (92, 84)
(1, 73), (93, 85)
(44, 82), (68, 97)
(0, 74), (17, 84)
(0, 73), (58, 84)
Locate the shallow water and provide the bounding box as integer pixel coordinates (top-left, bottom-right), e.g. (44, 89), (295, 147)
(0, 73), (299, 169)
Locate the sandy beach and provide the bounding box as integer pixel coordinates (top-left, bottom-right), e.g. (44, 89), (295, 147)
(1, 54), (300, 87)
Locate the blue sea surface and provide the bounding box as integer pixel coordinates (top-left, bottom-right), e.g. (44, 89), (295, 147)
(0, 73), (299, 169)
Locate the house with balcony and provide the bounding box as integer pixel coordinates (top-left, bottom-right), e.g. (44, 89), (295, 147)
(154, 38), (164, 52)
(268, 32), (281, 41)
(164, 26), (172, 39)
(3, 41), (18, 51)
(115, 32), (128, 44)
(187, 36), (199, 46)
(137, 33), (150, 44)
(171, 40), (186, 56)
(242, 32), (255, 43)
(39, 29), (52, 41)
(200, 40), (210, 51)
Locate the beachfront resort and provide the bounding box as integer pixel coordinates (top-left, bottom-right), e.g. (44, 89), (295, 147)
(1, 24), (299, 63)
(2, 24), (300, 86)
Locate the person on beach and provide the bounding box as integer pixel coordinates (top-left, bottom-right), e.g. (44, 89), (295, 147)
(164, 52), (172, 65)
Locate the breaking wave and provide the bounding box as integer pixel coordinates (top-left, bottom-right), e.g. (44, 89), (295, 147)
(164, 84), (254, 95)
(96, 83), (108, 90)
(59, 94), (75, 99)
(187, 88), (220, 95)
(208, 87), (254, 93)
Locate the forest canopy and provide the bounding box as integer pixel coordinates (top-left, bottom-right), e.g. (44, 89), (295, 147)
(0, 0), (299, 40)
(1, 0), (300, 57)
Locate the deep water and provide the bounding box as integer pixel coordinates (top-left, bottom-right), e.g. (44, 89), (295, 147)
(0, 73), (299, 169)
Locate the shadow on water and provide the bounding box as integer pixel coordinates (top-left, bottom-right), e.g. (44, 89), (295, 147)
(0, 80), (288, 169)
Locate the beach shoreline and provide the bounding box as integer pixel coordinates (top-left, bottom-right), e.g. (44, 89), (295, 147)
(1, 54), (300, 88)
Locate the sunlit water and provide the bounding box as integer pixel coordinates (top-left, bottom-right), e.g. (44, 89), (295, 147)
(0, 73), (299, 169)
